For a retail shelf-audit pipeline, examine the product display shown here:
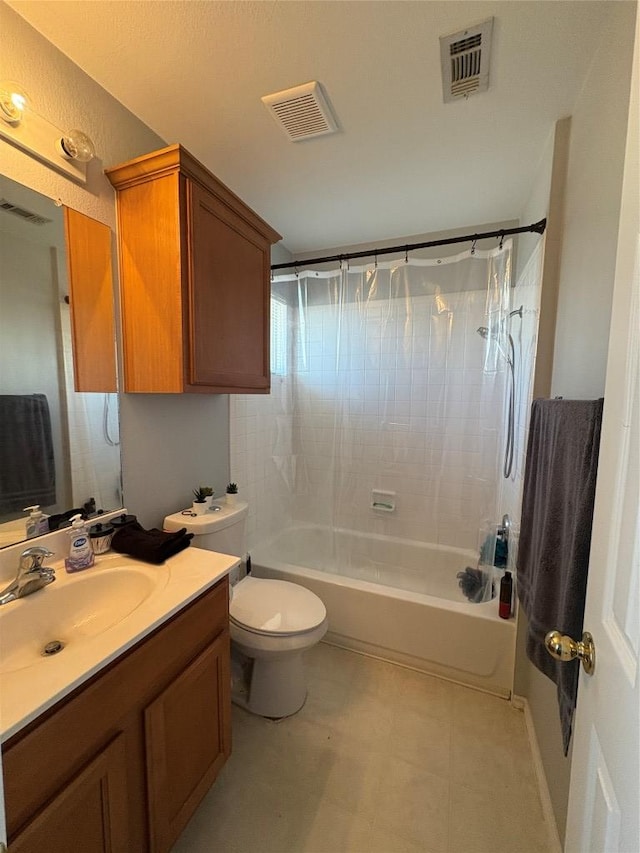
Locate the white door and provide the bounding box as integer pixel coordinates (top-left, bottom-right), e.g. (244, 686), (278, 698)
(564, 9), (639, 852)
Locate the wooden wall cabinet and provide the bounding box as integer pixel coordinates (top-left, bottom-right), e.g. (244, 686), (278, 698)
(63, 208), (117, 393)
(106, 144), (282, 394)
(3, 576), (231, 853)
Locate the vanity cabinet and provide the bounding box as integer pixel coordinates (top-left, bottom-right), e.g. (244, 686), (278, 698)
(3, 575), (231, 853)
(106, 144), (282, 394)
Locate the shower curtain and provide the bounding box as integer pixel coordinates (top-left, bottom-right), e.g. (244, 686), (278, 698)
(232, 242), (515, 586)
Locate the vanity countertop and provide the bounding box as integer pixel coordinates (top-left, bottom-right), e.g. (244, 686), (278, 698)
(0, 546), (238, 742)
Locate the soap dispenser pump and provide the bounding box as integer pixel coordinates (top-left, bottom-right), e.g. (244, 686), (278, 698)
(65, 514), (95, 573)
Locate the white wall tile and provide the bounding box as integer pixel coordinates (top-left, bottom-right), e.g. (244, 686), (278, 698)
(231, 261), (540, 562)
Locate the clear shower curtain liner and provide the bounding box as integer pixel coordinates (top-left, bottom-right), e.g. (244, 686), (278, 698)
(269, 242), (513, 599)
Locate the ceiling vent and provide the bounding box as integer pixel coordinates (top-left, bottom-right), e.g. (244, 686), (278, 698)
(0, 199), (51, 225)
(262, 81), (338, 142)
(440, 18), (493, 103)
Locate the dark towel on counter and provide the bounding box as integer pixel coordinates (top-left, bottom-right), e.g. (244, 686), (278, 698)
(0, 394), (56, 513)
(111, 522), (194, 564)
(517, 398), (603, 755)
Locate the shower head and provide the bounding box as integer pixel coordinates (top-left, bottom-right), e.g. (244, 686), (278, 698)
(477, 307), (523, 340)
(477, 324), (514, 367)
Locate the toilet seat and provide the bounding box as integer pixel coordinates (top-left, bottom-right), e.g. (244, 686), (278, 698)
(230, 576), (326, 636)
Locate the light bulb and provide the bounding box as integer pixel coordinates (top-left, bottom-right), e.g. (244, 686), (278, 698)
(57, 129), (96, 163)
(0, 82), (29, 125)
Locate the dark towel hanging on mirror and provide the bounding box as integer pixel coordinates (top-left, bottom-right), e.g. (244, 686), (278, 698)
(0, 394), (56, 513)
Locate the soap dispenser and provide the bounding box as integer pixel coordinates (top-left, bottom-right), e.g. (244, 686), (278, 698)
(65, 514), (95, 573)
(24, 505), (49, 538)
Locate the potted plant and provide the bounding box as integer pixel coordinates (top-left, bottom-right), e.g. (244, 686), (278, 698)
(200, 485), (214, 508)
(192, 487), (210, 515)
(226, 482), (238, 507)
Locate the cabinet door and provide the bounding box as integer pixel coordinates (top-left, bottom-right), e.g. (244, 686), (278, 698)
(63, 207), (117, 392)
(145, 631), (231, 853)
(187, 181), (271, 392)
(9, 734), (129, 853)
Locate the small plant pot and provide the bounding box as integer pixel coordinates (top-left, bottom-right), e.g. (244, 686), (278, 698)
(192, 501), (207, 516)
(225, 493), (237, 507)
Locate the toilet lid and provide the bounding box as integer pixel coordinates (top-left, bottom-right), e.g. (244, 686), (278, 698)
(230, 577), (326, 635)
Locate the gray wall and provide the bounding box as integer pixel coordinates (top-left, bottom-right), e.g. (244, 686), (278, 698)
(513, 2), (637, 843)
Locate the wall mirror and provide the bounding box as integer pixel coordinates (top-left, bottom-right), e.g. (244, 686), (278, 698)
(0, 173), (122, 549)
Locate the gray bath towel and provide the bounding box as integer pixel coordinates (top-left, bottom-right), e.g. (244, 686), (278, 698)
(517, 397), (603, 755)
(0, 394), (56, 513)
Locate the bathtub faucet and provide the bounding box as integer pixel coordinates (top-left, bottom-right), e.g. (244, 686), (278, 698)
(497, 514), (511, 544)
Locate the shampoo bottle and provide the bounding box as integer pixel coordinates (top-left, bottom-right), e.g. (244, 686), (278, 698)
(65, 514), (95, 572)
(499, 570), (513, 619)
(24, 505), (49, 538)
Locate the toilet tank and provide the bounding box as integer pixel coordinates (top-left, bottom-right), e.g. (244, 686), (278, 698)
(164, 501), (248, 557)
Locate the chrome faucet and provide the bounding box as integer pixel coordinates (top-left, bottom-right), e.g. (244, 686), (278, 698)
(0, 546), (56, 605)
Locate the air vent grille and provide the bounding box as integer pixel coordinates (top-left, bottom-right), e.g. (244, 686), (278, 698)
(450, 33), (482, 55)
(0, 199), (51, 225)
(262, 81), (338, 142)
(440, 18), (493, 103)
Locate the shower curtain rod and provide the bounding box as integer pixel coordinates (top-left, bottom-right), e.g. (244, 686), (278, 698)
(270, 218), (546, 271)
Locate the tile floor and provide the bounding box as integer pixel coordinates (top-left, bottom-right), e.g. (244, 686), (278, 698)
(172, 643), (553, 853)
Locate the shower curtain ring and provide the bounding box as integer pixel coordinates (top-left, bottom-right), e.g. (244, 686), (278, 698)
(498, 234), (504, 250)
(374, 252), (378, 269)
(471, 239), (477, 255)
(404, 246), (409, 264)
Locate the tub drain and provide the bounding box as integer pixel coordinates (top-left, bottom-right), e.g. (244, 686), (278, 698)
(42, 640), (65, 657)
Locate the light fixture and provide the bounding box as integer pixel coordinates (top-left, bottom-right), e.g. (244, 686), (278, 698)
(0, 81), (94, 183)
(56, 129), (96, 163)
(0, 82), (29, 125)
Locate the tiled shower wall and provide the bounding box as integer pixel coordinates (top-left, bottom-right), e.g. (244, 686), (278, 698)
(498, 241), (544, 568)
(230, 374), (294, 547)
(288, 287), (505, 551)
(60, 303), (122, 513)
(230, 259), (541, 552)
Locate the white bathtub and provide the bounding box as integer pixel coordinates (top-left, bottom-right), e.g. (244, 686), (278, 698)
(251, 525), (516, 696)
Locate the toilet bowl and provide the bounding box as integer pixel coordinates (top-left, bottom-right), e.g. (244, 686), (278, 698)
(164, 502), (327, 718)
(229, 575), (327, 717)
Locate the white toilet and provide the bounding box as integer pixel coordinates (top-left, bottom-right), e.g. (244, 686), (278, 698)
(164, 502), (328, 718)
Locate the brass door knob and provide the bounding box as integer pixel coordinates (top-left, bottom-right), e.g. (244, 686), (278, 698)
(545, 630), (595, 675)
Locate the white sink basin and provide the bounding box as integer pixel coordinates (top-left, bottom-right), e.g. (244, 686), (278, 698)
(0, 543), (237, 742)
(0, 563), (167, 674)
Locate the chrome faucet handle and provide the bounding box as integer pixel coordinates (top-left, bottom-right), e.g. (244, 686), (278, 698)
(497, 513), (511, 543)
(19, 546), (55, 574)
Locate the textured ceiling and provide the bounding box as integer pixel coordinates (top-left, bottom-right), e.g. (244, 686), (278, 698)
(6, 1), (612, 252)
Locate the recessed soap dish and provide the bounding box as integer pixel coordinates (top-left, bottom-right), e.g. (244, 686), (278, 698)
(371, 489), (396, 512)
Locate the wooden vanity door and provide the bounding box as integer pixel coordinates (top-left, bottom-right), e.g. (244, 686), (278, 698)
(144, 630), (231, 853)
(9, 734), (129, 853)
(186, 181), (271, 393)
